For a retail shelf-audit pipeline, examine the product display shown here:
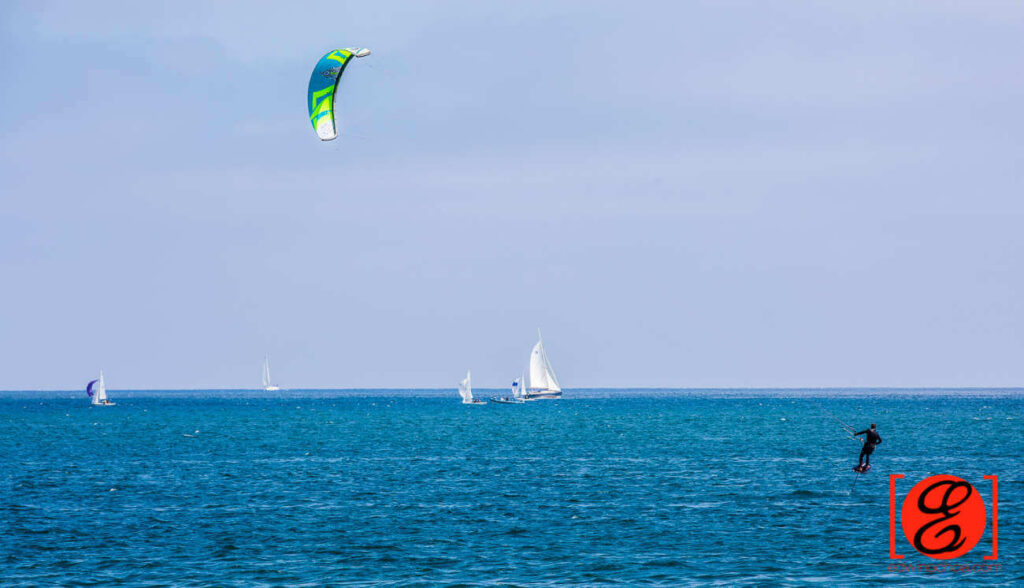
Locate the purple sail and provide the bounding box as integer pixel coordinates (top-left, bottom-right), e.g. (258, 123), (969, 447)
(86, 379), (98, 397)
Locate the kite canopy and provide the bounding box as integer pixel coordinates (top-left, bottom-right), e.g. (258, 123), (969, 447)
(307, 48), (371, 141)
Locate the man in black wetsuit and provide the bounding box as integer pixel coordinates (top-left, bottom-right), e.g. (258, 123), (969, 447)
(854, 423), (882, 471)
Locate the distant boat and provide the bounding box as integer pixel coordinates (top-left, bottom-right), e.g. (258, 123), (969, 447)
(525, 330), (561, 400)
(491, 373), (526, 404)
(86, 371), (114, 406)
(458, 370), (486, 405)
(515, 371), (527, 401)
(262, 355), (280, 392)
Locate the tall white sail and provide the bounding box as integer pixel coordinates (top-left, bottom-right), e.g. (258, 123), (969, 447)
(458, 370), (473, 403)
(97, 371), (107, 402)
(263, 356), (280, 391)
(93, 371), (108, 405)
(528, 341), (553, 391)
(526, 330), (561, 398)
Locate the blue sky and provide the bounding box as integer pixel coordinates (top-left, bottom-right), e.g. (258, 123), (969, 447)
(2, 1), (1023, 389)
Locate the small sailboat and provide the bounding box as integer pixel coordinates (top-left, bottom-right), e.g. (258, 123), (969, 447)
(262, 355), (280, 392)
(525, 330), (562, 400)
(86, 371), (114, 406)
(458, 370), (486, 405)
(491, 373), (526, 404)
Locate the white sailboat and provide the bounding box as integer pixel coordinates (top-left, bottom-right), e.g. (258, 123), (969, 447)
(262, 355), (280, 392)
(458, 370), (486, 405)
(491, 373), (526, 404)
(525, 330), (562, 400)
(88, 371), (114, 406)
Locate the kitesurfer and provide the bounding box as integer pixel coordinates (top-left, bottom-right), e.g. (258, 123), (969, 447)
(853, 424), (882, 472)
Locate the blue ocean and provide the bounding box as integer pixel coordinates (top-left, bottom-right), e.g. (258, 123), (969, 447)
(2, 390), (1021, 585)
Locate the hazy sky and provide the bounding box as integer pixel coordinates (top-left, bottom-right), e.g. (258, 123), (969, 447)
(2, 1), (1023, 389)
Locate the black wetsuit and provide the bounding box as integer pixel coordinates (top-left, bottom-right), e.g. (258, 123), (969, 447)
(855, 428), (882, 467)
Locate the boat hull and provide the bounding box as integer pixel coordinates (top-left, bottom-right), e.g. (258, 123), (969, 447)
(525, 391), (562, 400)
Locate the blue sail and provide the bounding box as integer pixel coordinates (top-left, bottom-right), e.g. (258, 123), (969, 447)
(86, 379), (98, 398)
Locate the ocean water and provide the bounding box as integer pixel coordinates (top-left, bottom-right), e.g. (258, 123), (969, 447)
(1, 390), (1021, 586)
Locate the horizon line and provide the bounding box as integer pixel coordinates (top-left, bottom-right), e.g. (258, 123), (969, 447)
(4, 386), (1023, 393)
